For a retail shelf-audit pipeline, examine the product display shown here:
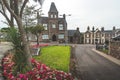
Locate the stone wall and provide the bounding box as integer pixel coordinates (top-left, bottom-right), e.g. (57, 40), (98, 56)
(110, 41), (120, 59)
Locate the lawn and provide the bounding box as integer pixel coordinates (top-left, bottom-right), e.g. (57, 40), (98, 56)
(33, 45), (71, 72)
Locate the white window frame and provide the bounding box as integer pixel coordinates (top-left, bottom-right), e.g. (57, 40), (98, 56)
(86, 39), (89, 43)
(52, 24), (56, 28)
(59, 24), (64, 30)
(42, 35), (49, 39)
(43, 24), (48, 30)
(54, 15), (57, 18)
(58, 34), (64, 39)
(51, 14), (53, 18)
(87, 34), (89, 37)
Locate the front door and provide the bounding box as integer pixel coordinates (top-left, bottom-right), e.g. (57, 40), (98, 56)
(52, 34), (57, 41)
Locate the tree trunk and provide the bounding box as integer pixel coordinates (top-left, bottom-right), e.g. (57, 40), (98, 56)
(16, 17), (32, 67)
(36, 35), (39, 45)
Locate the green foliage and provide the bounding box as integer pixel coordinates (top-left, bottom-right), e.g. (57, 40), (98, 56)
(7, 27), (22, 48)
(12, 49), (31, 75)
(100, 49), (108, 54)
(28, 24), (44, 45)
(1, 27), (9, 32)
(6, 27), (31, 75)
(33, 46), (71, 72)
(30, 25), (44, 35)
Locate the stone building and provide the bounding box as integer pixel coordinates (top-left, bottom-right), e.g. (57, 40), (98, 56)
(37, 2), (67, 42)
(84, 26), (119, 44)
(68, 28), (81, 44)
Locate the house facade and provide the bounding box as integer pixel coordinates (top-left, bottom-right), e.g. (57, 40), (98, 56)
(37, 2), (67, 42)
(84, 26), (119, 44)
(68, 28), (81, 44)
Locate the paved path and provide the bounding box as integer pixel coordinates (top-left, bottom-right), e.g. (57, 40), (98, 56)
(0, 42), (13, 80)
(75, 44), (120, 80)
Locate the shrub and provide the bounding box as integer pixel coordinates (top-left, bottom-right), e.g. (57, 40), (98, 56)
(2, 53), (74, 80)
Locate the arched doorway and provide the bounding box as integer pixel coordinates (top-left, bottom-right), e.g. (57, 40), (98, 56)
(52, 34), (57, 41)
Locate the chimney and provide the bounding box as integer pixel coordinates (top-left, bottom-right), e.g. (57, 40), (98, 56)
(77, 27), (79, 31)
(113, 26), (116, 30)
(92, 26), (94, 32)
(87, 26), (90, 31)
(63, 14), (66, 19)
(101, 27), (104, 32)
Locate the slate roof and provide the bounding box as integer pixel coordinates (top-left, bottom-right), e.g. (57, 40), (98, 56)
(38, 17), (66, 24)
(68, 30), (76, 36)
(49, 2), (58, 13)
(103, 30), (113, 34)
(38, 17), (48, 23)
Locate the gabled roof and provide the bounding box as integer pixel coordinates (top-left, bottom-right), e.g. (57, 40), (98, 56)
(68, 29), (80, 36)
(49, 2), (58, 13)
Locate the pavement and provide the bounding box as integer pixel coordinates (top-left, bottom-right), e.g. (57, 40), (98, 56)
(92, 48), (120, 66)
(0, 42), (13, 80)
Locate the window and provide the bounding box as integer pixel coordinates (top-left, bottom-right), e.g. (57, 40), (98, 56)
(51, 14), (53, 18)
(43, 24), (47, 30)
(86, 34), (89, 37)
(42, 35), (49, 39)
(59, 24), (64, 30)
(97, 33), (100, 37)
(58, 34), (64, 39)
(54, 15), (57, 18)
(52, 24), (56, 28)
(86, 39), (89, 43)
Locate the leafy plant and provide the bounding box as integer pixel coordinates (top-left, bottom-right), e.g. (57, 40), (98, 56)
(28, 25), (44, 45)
(6, 27), (31, 75)
(2, 54), (74, 80)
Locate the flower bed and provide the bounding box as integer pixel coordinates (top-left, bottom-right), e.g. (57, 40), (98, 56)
(2, 53), (74, 80)
(31, 44), (49, 48)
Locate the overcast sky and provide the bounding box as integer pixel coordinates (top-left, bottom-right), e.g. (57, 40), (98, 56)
(0, 0), (120, 32)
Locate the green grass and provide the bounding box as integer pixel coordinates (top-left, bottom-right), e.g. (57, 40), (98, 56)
(33, 46), (71, 72)
(99, 49), (108, 54)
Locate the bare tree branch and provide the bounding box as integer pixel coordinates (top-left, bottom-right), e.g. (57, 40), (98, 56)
(2, 0), (18, 20)
(20, 0), (29, 18)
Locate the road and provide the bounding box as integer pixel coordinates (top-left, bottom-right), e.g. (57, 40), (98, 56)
(75, 44), (120, 80)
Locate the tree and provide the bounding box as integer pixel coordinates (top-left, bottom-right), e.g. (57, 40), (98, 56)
(0, 0), (14, 27)
(29, 25), (44, 45)
(23, 5), (38, 27)
(0, 0), (44, 74)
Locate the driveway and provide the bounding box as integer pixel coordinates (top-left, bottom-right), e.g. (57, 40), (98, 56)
(75, 44), (120, 80)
